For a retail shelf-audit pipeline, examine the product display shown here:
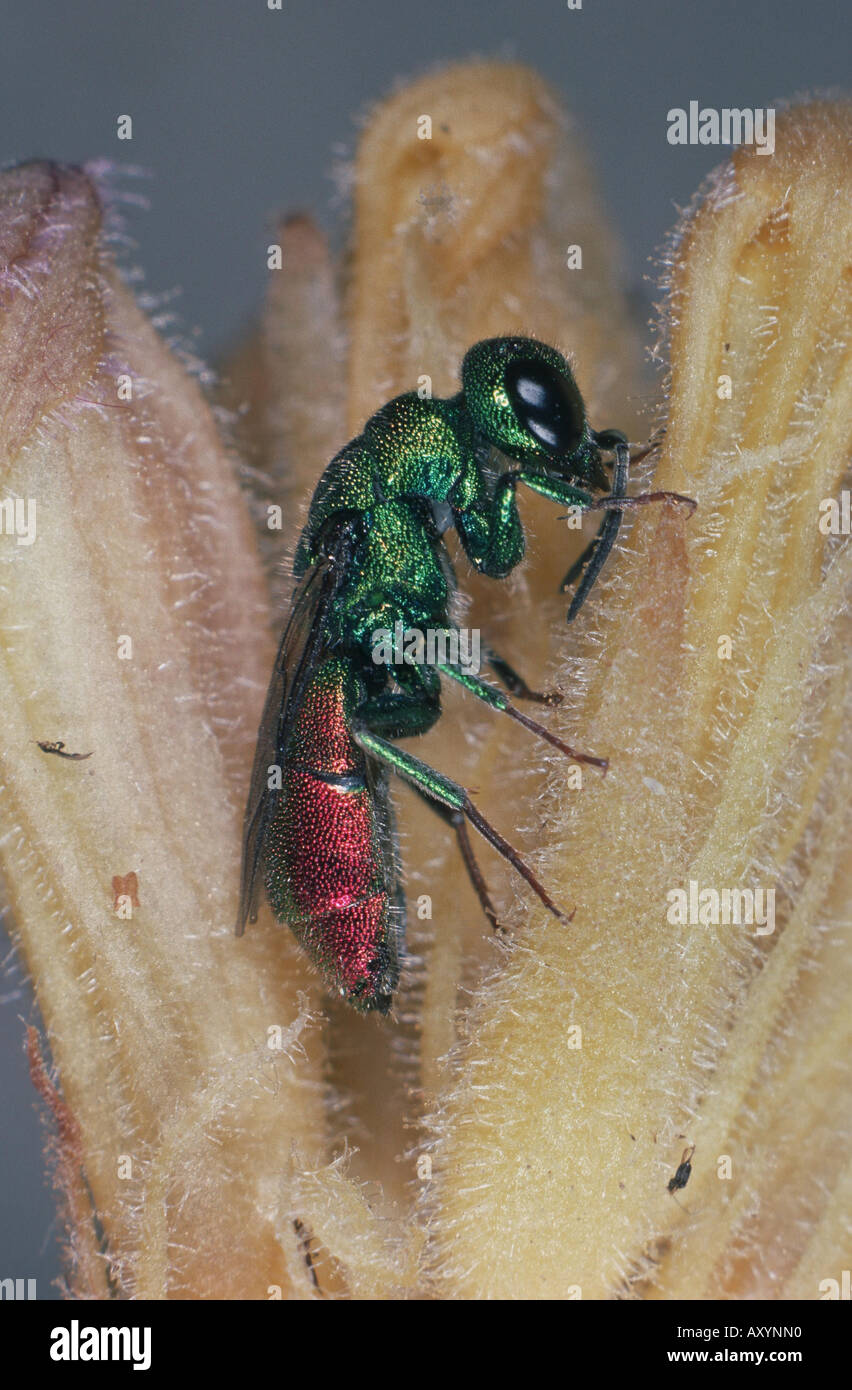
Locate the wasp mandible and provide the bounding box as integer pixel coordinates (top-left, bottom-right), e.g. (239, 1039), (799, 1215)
(237, 336), (693, 1013)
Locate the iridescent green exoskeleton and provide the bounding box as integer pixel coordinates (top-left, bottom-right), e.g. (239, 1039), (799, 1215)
(238, 336), (693, 1013)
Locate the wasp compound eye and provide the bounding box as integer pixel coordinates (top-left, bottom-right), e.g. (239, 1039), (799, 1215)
(504, 357), (586, 455)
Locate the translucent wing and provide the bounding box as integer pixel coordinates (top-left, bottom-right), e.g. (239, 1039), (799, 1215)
(236, 522), (356, 934)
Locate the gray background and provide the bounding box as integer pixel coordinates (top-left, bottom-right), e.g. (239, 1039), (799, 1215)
(0, 0), (847, 1297)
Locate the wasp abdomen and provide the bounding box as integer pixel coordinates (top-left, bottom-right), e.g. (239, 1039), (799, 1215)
(264, 658), (399, 1012)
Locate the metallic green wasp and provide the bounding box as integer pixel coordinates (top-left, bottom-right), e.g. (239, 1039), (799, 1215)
(238, 336), (692, 1013)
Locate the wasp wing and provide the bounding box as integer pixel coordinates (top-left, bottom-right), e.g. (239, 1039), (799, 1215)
(236, 523), (356, 934)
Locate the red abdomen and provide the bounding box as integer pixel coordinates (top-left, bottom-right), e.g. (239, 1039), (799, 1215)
(264, 658), (399, 1012)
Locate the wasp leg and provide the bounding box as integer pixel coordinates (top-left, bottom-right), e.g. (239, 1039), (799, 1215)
(567, 442), (631, 621)
(517, 473), (595, 510)
(512, 470), (612, 620)
(356, 690), (440, 739)
(356, 661), (441, 739)
(357, 676), (505, 926)
(351, 721), (567, 921)
(561, 527), (603, 595)
(515, 446), (693, 621)
(454, 469), (525, 579)
(514, 463), (612, 604)
(437, 661), (607, 771)
(619, 432), (665, 469)
(558, 485), (683, 597)
(564, 486), (696, 620)
(586, 491), (697, 515)
(483, 648), (562, 706)
(452, 813), (506, 934)
(410, 790), (506, 935)
(564, 502), (624, 621)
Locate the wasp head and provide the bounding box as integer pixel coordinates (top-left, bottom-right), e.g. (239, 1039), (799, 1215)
(461, 336), (614, 486)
